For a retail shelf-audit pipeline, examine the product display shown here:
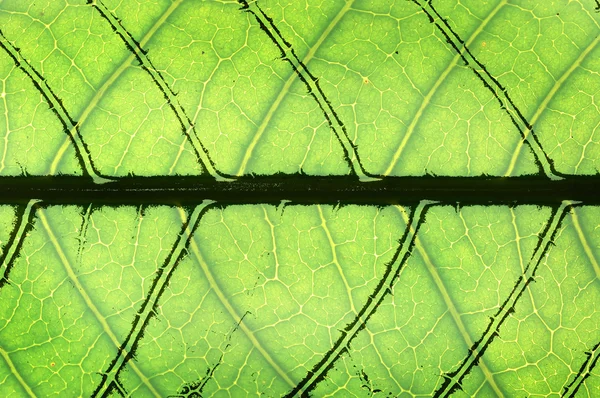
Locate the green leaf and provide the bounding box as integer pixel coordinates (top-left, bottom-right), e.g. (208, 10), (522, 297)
(0, 0), (599, 397)
(0, 0), (597, 177)
(0, 203), (598, 396)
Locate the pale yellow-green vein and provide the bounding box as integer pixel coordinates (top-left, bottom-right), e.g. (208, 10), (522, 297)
(38, 209), (161, 397)
(0, 345), (35, 397)
(570, 207), (600, 280)
(177, 208), (296, 388)
(48, 0), (183, 175)
(395, 206), (505, 397)
(316, 205), (357, 314)
(384, 0), (507, 176)
(505, 34), (600, 176)
(235, 0), (355, 175)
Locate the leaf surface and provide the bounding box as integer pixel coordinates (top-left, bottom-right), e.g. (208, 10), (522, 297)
(0, 0), (599, 397)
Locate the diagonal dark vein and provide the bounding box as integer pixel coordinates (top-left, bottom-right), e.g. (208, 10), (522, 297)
(88, 0), (231, 181)
(238, 0), (378, 182)
(285, 199), (436, 397)
(37, 207), (161, 396)
(562, 340), (600, 397)
(0, 30), (111, 184)
(49, 0), (184, 175)
(404, 218), (505, 396)
(413, 0), (563, 181)
(433, 201), (577, 397)
(91, 200), (214, 397)
(235, 0), (355, 176)
(0, 199), (40, 290)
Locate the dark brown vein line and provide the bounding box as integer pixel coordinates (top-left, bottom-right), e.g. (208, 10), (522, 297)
(75, 204), (94, 266)
(0, 199), (40, 290)
(38, 207), (160, 396)
(285, 200), (436, 397)
(91, 201), (215, 397)
(0, 30), (111, 184)
(0, 175), (595, 206)
(433, 201), (577, 397)
(413, 0), (563, 181)
(407, 217), (505, 396)
(562, 341), (600, 397)
(238, 0), (378, 182)
(88, 0), (232, 181)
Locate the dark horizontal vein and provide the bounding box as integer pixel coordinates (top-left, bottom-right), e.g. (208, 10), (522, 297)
(285, 200), (434, 397)
(238, 0), (378, 182)
(434, 201), (575, 397)
(91, 201), (214, 397)
(562, 340), (600, 397)
(0, 199), (40, 290)
(0, 175), (596, 206)
(0, 30), (110, 184)
(88, 0), (231, 181)
(414, 0), (563, 181)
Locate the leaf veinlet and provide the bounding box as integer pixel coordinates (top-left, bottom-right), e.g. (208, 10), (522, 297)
(238, 0), (379, 182)
(433, 201), (577, 397)
(285, 200), (436, 397)
(37, 207), (161, 396)
(0, 31), (111, 184)
(91, 201), (214, 397)
(0, 0), (597, 396)
(88, 0), (232, 181)
(413, 0), (564, 181)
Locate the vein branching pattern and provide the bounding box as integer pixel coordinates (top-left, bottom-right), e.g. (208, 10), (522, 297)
(88, 0), (231, 181)
(0, 0), (598, 396)
(238, 0), (378, 181)
(413, 0), (563, 181)
(0, 31), (110, 184)
(434, 201), (576, 396)
(92, 201), (214, 397)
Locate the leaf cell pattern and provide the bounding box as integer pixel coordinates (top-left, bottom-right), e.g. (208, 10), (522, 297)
(2, 0), (598, 177)
(0, 0), (598, 397)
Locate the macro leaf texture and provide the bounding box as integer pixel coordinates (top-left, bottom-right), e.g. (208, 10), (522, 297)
(0, 0), (598, 397)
